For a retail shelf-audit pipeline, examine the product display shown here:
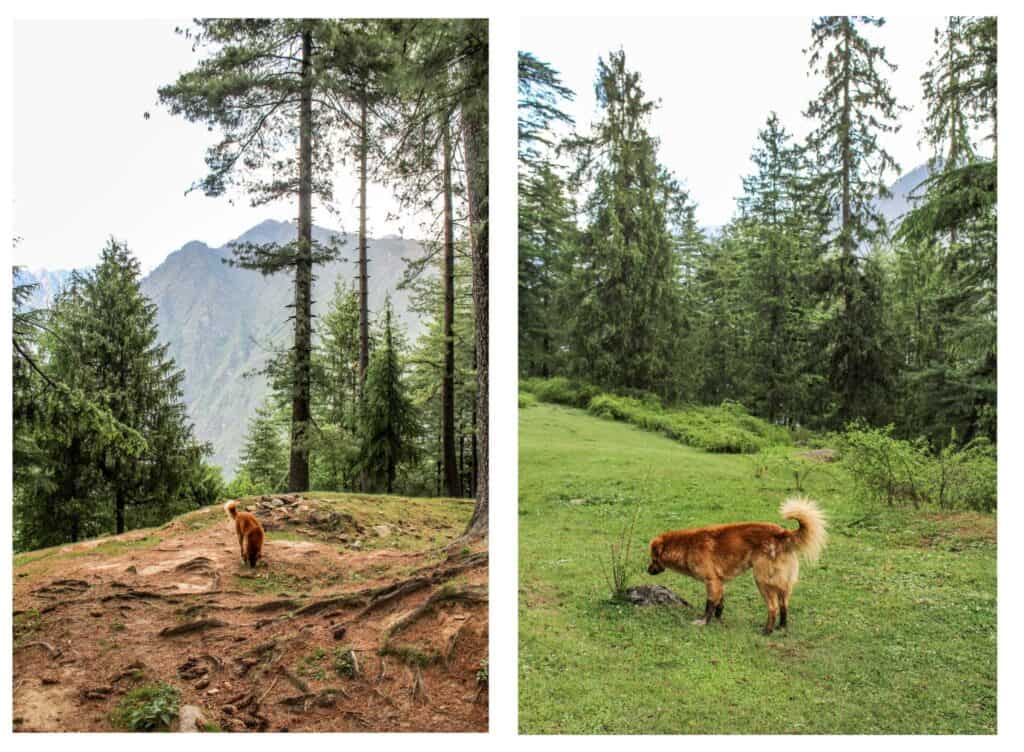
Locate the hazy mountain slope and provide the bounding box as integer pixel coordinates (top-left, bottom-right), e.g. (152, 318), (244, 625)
(140, 219), (428, 475)
(13, 268), (78, 309)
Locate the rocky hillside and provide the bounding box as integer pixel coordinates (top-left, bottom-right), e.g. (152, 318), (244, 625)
(13, 493), (487, 732)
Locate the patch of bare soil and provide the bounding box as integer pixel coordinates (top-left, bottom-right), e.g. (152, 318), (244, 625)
(13, 495), (488, 733)
(798, 448), (837, 463)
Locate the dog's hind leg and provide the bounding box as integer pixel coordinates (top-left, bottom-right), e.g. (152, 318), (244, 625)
(779, 588), (790, 629)
(714, 597), (725, 620)
(761, 588), (779, 635)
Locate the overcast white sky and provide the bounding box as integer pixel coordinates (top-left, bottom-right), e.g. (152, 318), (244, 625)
(12, 19), (416, 274)
(520, 16), (950, 228)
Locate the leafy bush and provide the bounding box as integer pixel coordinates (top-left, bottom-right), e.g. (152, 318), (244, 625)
(931, 437), (997, 512)
(840, 424), (931, 507)
(839, 424), (997, 511)
(520, 376), (602, 408)
(112, 682), (180, 731)
(518, 391), (537, 409)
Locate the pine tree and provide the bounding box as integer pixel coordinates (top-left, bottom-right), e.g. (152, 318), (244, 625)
(358, 299), (419, 494)
(804, 16), (904, 424)
(310, 281), (365, 490)
(76, 241), (205, 533)
(238, 399), (289, 493)
(734, 113), (823, 424)
(519, 162), (576, 376)
(565, 50), (680, 397)
(321, 20), (398, 396)
(897, 16), (997, 443)
(381, 19), (479, 498)
(518, 52), (577, 379)
(159, 19), (346, 492)
(14, 241), (203, 546)
(459, 18), (489, 536)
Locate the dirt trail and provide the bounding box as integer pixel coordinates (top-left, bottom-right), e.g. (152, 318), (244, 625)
(13, 495), (487, 732)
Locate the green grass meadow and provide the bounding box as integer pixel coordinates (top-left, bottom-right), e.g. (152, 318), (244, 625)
(518, 402), (996, 734)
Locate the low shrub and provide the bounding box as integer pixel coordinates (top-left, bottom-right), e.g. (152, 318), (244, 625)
(520, 376), (602, 408)
(518, 391), (537, 409)
(586, 392), (788, 454)
(111, 682), (180, 731)
(839, 424), (996, 512)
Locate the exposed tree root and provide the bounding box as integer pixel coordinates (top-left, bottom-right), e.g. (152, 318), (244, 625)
(354, 578), (433, 620)
(34, 579), (90, 597)
(158, 618), (226, 637)
(277, 665), (309, 694)
(248, 598), (300, 613)
(102, 589), (177, 603)
(386, 585), (488, 642)
(15, 641), (62, 660)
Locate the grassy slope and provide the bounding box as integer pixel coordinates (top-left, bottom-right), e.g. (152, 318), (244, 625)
(519, 403), (996, 734)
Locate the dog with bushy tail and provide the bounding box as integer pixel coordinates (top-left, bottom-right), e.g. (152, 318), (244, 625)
(647, 497), (827, 634)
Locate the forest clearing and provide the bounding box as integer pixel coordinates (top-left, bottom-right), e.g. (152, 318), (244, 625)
(518, 401), (995, 734)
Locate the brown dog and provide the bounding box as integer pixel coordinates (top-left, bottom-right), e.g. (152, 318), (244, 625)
(225, 500), (265, 568)
(647, 497), (827, 634)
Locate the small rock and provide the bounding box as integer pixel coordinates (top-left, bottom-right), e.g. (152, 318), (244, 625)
(177, 704), (205, 732)
(372, 524), (392, 538)
(622, 585), (694, 608)
(194, 677), (210, 690)
(206, 688), (219, 696)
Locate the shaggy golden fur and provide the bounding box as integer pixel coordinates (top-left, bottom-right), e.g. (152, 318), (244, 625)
(647, 497), (827, 634)
(225, 499), (265, 568)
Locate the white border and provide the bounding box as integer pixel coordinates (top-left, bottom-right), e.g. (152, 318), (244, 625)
(3, 0), (1023, 748)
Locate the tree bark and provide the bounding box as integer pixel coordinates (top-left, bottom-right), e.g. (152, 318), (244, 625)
(289, 26), (314, 493)
(441, 115), (461, 499)
(116, 488), (125, 535)
(461, 55), (489, 538)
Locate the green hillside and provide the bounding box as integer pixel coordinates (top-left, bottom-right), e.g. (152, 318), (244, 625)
(518, 402), (996, 734)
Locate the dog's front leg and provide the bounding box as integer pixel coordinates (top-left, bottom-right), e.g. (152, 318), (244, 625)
(694, 580), (722, 626)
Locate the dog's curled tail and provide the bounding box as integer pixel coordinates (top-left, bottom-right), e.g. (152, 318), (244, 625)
(224, 499), (239, 519)
(780, 497), (827, 564)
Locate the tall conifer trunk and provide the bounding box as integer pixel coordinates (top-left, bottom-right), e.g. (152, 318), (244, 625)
(441, 115), (460, 498)
(290, 26), (314, 493)
(462, 58), (488, 536)
(358, 94), (370, 391)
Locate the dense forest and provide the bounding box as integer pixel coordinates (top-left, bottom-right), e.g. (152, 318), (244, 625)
(12, 18), (489, 552)
(519, 16), (996, 459)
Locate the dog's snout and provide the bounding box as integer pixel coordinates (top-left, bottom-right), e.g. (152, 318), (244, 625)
(647, 562), (664, 575)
